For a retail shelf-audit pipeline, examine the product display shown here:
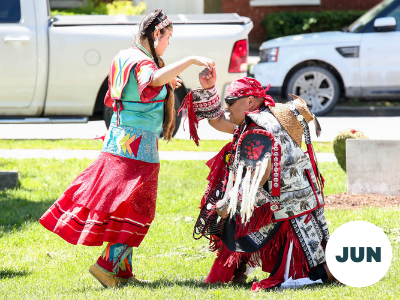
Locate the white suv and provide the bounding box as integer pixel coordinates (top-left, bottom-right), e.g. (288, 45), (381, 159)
(253, 0), (400, 115)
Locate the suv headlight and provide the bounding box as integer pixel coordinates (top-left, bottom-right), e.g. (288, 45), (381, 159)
(260, 47), (279, 62)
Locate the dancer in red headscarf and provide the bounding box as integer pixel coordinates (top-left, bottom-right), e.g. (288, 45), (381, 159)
(180, 68), (336, 291)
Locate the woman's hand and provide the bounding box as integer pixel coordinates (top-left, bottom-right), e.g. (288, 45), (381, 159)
(170, 77), (182, 90)
(191, 56), (215, 71)
(199, 67), (216, 90)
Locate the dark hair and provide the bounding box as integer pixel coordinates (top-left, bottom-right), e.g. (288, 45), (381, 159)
(138, 9), (172, 68)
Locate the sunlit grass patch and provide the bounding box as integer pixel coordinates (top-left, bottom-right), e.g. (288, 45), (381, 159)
(0, 139), (333, 153)
(0, 159), (397, 299)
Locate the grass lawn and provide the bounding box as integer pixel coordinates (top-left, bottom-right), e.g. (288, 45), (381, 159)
(0, 139), (333, 153)
(0, 158), (398, 299)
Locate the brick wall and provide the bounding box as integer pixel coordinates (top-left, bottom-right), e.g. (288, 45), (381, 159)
(222, 0), (381, 48)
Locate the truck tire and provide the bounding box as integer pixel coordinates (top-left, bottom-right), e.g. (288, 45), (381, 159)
(103, 88), (183, 138)
(286, 66), (339, 116)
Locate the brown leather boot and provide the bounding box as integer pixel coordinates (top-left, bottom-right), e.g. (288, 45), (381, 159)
(89, 264), (118, 288)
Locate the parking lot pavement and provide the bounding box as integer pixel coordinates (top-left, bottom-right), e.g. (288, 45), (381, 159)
(0, 116), (399, 142)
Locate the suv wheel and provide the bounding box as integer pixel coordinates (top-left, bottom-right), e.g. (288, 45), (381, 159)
(286, 66), (339, 116)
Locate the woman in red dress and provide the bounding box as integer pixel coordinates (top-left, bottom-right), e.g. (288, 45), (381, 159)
(39, 9), (215, 288)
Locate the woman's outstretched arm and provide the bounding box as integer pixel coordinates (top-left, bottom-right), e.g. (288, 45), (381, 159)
(149, 56), (215, 87)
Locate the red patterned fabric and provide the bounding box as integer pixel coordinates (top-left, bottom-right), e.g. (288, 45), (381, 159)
(39, 152), (159, 247)
(226, 77), (275, 107)
(205, 221), (310, 289)
(103, 46), (164, 108)
(63, 152), (159, 217)
(39, 194), (151, 247)
(200, 142), (232, 208)
(134, 60), (163, 103)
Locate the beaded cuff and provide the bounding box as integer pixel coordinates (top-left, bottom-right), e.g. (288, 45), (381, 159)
(191, 86), (224, 121)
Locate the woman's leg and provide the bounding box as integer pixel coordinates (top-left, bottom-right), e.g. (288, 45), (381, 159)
(90, 243), (133, 288)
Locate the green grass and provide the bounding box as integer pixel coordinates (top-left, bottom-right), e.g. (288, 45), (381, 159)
(0, 139), (333, 153)
(0, 159), (397, 299)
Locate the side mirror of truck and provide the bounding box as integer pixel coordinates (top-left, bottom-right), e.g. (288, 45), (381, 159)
(374, 17), (397, 32)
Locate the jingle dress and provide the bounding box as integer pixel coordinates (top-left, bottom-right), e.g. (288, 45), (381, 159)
(40, 45), (167, 251)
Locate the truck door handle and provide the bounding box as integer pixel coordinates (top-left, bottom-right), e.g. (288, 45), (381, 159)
(4, 37), (30, 44)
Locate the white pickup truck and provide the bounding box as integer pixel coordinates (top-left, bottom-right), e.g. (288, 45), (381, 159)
(0, 0), (253, 133)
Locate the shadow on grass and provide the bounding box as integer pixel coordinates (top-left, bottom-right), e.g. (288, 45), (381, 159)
(121, 279), (340, 292)
(0, 191), (56, 235)
(0, 269), (31, 279)
(120, 278), (255, 290)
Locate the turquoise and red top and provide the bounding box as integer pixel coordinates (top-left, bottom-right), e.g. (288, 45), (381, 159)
(102, 45), (168, 163)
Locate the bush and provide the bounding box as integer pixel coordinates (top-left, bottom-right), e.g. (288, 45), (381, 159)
(262, 10), (365, 41)
(333, 129), (368, 172)
(51, 0), (146, 17)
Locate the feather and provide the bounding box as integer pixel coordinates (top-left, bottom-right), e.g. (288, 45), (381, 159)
(248, 155), (270, 219)
(248, 161), (262, 216)
(313, 114), (322, 137)
(228, 162), (244, 218)
(240, 165), (252, 223)
(223, 170), (234, 202)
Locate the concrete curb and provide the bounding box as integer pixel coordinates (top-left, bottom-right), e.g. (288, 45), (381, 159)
(328, 106), (400, 117)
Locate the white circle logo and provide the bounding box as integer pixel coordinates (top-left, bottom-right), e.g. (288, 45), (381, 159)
(326, 221), (392, 287)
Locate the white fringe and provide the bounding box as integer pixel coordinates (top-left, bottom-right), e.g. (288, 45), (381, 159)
(240, 165), (252, 223)
(248, 161), (262, 216)
(222, 170), (234, 202)
(247, 155), (271, 221)
(228, 162), (244, 218)
(284, 241), (294, 282)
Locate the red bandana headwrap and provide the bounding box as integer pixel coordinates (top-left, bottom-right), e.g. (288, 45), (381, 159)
(225, 77), (275, 107)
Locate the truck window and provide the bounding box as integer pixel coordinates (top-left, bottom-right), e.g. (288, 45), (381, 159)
(46, 0), (51, 20)
(0, 0), (21, 23)
(386, 3), (400, 31)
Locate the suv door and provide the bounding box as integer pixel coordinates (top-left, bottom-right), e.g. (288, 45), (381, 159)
(360, 1), (400, 98)
(0, 0), (37, 108)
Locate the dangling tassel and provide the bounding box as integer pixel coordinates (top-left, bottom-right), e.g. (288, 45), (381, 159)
(228, 162), (244, 218)
(313, 114), (322, 137)
(240, 165), (252, 223)
(113, 99), (123, 127)
(177, 91), (200, 146)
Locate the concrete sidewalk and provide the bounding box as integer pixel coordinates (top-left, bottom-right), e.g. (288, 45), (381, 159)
(0, 149), (337, 162)
(1, 116), (399, 142)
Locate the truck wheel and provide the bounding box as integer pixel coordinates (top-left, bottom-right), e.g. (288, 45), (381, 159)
(286, 66), (339, 116)
(103, 88), (183, 137)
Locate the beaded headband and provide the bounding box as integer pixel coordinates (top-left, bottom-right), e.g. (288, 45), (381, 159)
(155, 17), (172, 31)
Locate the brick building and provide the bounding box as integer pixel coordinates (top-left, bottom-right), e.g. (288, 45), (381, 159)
(221, 0), (381, 48)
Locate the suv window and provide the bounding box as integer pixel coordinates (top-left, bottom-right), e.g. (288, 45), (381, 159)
(0, 0), (21, 23)
(385, 3), (400, 31)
